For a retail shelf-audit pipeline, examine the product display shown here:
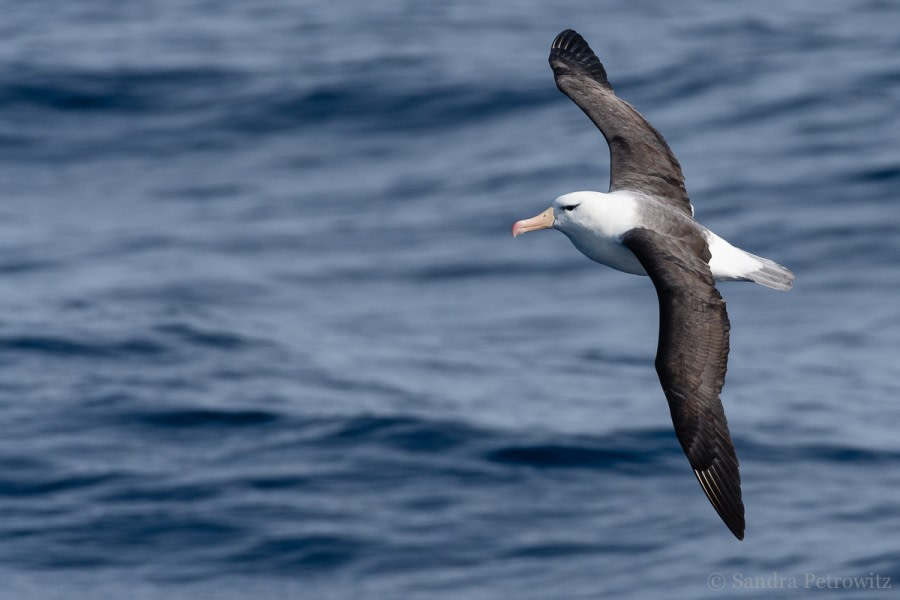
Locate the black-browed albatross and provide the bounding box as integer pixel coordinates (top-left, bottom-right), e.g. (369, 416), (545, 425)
(512, 29), (794, 540)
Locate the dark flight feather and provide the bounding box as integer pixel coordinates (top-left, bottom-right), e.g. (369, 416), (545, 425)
(622, 226), (745, 540)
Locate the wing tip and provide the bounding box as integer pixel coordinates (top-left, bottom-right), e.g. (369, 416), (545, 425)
(549, 29), (611, 90)
(693, 467), (745, 540)
(551, 29), (582, 51)
(728, 517), (745, 540)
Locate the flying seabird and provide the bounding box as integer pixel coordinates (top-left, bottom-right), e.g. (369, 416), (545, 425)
(512, 29), (794, 540)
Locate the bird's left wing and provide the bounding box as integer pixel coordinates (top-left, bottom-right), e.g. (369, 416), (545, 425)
(550, 30), (693, 217)
(622, 226), (744, 539)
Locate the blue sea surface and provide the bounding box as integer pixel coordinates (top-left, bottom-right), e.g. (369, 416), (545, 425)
(1, 1), (899, 598)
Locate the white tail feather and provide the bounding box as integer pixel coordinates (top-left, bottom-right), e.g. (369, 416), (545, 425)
(706, 232), (794, 291)
(746, 256), (795, 291)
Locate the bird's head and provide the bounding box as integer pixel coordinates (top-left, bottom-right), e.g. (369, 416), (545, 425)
(511, 193), (586, 237)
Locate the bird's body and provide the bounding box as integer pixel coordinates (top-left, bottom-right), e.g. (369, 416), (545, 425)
(552, 190), (794, 289)
(512, 29), (794, 540)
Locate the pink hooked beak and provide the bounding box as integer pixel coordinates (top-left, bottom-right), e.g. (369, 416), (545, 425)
(512, 207), (555, 237)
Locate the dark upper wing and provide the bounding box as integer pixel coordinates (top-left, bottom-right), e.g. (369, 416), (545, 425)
(622, 226), (744, 540)
(550, 30), (693, 217)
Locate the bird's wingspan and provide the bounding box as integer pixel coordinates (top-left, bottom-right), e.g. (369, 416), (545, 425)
(622, 226), (744, 540)
(549, 30), (694, 218)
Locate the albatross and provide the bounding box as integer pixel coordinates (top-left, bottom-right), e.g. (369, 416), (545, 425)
(512, 29), (794, 540)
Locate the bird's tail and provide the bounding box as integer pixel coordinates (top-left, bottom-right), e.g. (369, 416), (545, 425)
(745, 255), (795, 291)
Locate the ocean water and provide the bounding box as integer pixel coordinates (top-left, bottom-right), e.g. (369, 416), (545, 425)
(1, 1), (899, 598)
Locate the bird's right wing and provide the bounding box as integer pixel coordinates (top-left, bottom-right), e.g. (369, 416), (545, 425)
(550, 30), (693, 217)
(622, 226), (744, 539)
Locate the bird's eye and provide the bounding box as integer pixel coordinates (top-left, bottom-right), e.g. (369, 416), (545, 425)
(563, 204), (578, 212)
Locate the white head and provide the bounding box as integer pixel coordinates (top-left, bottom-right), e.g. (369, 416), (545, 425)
(511, 191), (597, 237)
